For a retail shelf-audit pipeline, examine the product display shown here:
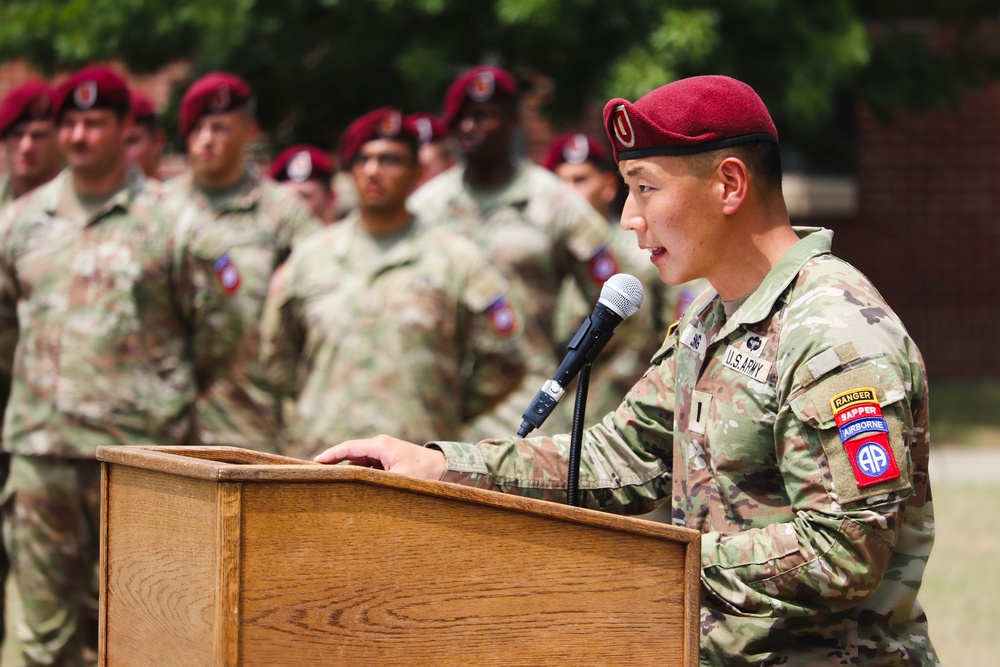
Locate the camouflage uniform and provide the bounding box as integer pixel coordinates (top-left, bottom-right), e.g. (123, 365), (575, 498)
(0, 176), (13, 208)
(164, 169), (321, 453)
(0, 169), (240, 665)
(552, 222), (710, 429)
(409, 163), (614, 439)
(429, 228), (938, 666)
(260, 213), (527, 460)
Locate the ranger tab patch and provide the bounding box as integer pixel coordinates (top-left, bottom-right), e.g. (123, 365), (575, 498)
(830, 387), (900, 488)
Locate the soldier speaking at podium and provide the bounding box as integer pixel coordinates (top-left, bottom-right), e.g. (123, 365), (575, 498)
(316, 75), (937, 665)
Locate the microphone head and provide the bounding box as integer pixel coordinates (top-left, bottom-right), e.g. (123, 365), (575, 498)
(599, 273), (644, 319)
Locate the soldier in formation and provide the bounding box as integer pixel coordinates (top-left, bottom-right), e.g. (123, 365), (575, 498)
(162, 72), (321, 454)
(409, 65), (619, 440)
(261, 107), (527, 458)
(0, 66), (241, 666)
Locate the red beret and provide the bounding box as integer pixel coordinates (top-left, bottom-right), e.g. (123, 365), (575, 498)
(442, 65), (519, 128)
(130, 90), (157, 121)
(542, 133), (613, 171)
(53, 66), (130, 119)
(603, 75), (778, 163)
(269, 145), (334, 183)
(339, 107), (420, 167)
(406, 113), (447, 146)
(0, 80), (53, 138)
(179, 72), (253, 137)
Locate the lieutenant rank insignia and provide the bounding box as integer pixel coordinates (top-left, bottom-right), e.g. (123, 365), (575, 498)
(830, 387), (899, 488)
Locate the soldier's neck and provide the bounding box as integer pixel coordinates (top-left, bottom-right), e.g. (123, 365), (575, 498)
(463, 157), (515, 190)
(71, 160), (128, 199)
(360, 206), (413, 236)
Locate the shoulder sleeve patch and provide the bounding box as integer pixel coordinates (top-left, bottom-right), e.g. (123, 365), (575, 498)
(790, 364), (912, 506)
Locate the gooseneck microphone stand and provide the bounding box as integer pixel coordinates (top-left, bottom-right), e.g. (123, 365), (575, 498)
(566, 363), (592, 507)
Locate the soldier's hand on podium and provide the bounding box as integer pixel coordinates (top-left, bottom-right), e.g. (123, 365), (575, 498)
(314, 434), (447, 481)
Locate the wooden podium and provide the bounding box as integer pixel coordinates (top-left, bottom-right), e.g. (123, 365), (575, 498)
(97, 446), (701, 666)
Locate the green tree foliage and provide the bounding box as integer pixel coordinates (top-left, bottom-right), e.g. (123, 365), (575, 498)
(1, 0), (996, 166)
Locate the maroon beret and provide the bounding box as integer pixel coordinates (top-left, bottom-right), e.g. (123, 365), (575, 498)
(406, 113), (447, 146)
(179, 72), (253, 137)
(0, 80), (53, 138)
(442, 65), (519, 128)
(603, 75), (778, 163)
(269, 145), (335, 183)
(130, 90), (157, 121)
(53, 66), (131, 119)
(339, 107), (419, 167)
(542, 133), (613, 171)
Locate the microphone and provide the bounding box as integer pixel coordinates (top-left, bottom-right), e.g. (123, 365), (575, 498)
(517, 273), (644, 437)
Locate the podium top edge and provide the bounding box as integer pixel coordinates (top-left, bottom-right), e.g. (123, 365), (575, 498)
(97, 445), (700, 544)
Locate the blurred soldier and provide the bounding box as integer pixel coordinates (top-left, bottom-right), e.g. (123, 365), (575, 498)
(268, 144), (336, 224)
(0, 78), (61, 650)
(261, 108), (526, 459)
(409, 66), (617, 440)
(0, 66), (239, 667)
(124, 89), (166, 179)
(406, 112), (456, 188)
(164, 72), (321, 453)
(0, 80), (62, 206)
(544, 133), (709, 426)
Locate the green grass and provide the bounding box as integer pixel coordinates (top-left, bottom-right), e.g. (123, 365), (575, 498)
(922, 483), (1000, 666)
(930, 380), (1000, 446)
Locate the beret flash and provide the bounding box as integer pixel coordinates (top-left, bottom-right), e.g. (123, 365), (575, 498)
(603, 75), (778, 163)
(406, 113), (448, 146)
(53, 66), (131, 120)
(442, 65), (519, 128)
(129, 90), (157, 122)
(269, 145), (335, 183)
(542, 133), (613, 172)
(0, 80), (53, 138)
(339, 107), (419, 167)
(179, 72), (253, 137)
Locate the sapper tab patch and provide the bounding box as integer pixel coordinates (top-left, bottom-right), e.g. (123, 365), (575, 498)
(830, 387), (900, 488)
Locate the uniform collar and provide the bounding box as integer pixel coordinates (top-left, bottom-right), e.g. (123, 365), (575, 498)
(0, 177), (12, 207)
(714, 226), (833, 340)
(45, 167), (145, 226)
(333, 211), (424, 274)
(176, 164), (264, 213)
(452, 161), (533, 214)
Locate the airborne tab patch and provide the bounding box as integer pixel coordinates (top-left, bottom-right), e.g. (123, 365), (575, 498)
(830, 387), (900, 488)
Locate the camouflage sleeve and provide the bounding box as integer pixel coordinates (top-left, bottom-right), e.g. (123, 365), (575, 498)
(699, 352), (920, 618)
(275, 191), (322, 257)
(457, 256), (528, 420)
(0, 207), (18, 434)
(171, 206), (245, 390)
(431, 331), (677, 514)
(258, 259), (305, 399)
(556, 193), (617, 304)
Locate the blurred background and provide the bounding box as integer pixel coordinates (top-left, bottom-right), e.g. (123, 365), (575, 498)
(1, 1), (998, 664)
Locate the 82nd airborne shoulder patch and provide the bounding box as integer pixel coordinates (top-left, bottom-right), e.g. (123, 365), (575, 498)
(830, 387), (899, 488)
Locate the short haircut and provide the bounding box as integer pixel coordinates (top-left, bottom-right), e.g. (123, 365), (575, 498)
(687, 141), (782, 193)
